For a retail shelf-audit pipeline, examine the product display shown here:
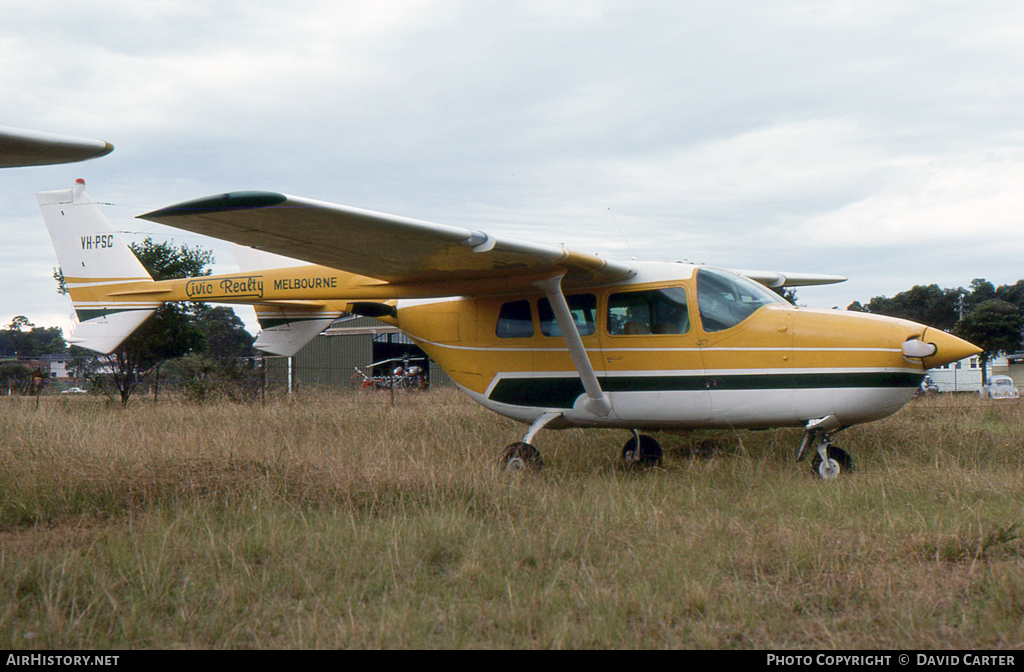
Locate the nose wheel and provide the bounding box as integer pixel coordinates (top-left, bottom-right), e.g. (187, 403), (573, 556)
(810, 443), (853, 479)
(798, 416), (853, 480)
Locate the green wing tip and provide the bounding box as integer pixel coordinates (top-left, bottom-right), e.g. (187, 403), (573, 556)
(138, 191), (288, 220)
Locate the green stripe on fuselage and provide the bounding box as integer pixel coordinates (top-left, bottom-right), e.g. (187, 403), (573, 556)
(488, 372), (925, 408)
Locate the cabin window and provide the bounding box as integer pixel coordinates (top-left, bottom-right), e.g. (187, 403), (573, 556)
(696, 267), (783, 333)
(538, 293), (597, 337)
(496, 300), (534, 338)
(607, 287), (690, 336)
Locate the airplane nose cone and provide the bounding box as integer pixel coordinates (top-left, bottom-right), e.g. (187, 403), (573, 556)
(920, 328), (982, 368)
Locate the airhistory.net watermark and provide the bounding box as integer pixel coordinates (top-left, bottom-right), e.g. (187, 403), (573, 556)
(6, 655), (119, 667)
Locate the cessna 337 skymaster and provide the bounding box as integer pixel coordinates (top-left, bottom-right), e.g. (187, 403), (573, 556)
(37, 181), (981, 479)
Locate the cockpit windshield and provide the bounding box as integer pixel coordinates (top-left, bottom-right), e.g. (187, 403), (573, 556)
(696, 267), (785, 332)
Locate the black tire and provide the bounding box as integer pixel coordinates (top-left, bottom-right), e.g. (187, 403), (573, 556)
(810, 443), (854, 477)
(500, 442), (542, 473)
(622, 434), (664, 467)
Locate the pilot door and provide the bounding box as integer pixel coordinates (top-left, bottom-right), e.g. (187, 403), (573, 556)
(694, 267), (797, 427)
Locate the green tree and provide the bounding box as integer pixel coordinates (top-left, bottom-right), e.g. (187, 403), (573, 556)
(194, 306), (256, 361)
(770, 286), (798, 305)
(860, 284), (961, 331)
(967, 278), (996, 309)
(64, 239), (214, 406)
(0, 317), (65, 358)
(953, 299), (1024, 386)
(175, 306), (259, 402)
(994, 279), (1024, 315)
(8, 316), (33, 331)
(0, 361), (32, 395)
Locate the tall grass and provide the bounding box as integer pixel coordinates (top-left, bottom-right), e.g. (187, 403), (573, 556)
(1, 391), (1022, 648)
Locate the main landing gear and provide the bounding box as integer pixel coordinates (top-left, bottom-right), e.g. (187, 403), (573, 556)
(499, 442), (543, 473)
(498, 413), (666, 473)
(797, 415), (853, 480)
(499, 412), (559, 474)
(621, 430), (663, 467)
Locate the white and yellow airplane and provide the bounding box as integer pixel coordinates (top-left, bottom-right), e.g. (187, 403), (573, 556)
(36, 181), (980, 478)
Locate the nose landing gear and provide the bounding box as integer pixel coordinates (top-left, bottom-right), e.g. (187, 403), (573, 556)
(797, 415), (853, 480)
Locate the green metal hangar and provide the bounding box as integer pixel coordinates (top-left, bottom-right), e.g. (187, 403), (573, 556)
(264, 316), (454, 390)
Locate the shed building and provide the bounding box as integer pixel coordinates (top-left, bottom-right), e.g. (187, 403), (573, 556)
(263, 316), (454, 390)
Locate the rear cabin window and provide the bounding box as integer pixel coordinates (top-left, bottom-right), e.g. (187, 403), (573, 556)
(538, 294), (597, 337)
(696, 267), (783, 332)
(607, 287), (690, 335)
(496, 300), (534, 338)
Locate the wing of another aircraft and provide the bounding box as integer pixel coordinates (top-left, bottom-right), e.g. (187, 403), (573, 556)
(139, 192), (636, 290)
(735, 269), (846, 288)
(0, 126), (113, 168)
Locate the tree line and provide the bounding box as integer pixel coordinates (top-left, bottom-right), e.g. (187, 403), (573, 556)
(848, 279), (1024, 385)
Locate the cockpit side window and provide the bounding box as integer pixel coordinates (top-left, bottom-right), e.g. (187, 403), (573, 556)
(607, 287), (690, 336)
(538, 293), (597, 337)
(496, 299), (534, 338)
(696, 267), (783, 333)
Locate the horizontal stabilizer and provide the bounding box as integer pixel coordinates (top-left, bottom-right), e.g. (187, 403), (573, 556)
(253, 314), (340, 357)
(65, 309), (156, 354)
(235, 245), (344, 356)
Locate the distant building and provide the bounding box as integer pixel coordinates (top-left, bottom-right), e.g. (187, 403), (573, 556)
(263, 316), (454, 390)
(40, 353), (72, 379)
(928, 352), (1024, 392)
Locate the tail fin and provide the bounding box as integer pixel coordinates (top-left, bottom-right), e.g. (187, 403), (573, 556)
(37, 180), (159, 353)
(233, 244), (346, 356)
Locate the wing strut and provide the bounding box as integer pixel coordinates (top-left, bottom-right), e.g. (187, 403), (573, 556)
(534, 275), (612, 418)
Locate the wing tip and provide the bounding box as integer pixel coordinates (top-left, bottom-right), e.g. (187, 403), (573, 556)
(139, 191), (288, 221)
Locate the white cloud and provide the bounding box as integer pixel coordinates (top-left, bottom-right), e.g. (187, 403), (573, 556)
(5, 0), (1024, 332)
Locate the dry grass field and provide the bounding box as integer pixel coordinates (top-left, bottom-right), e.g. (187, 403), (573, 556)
(1, 389), (1023, 649)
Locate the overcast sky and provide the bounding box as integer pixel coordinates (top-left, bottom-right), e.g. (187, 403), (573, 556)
(3, 0), (1024, 335)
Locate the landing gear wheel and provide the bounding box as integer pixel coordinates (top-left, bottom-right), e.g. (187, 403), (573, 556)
(500, 442), (542, 474)
(815, 456), (841, 480)
(622, 434), (663, 467)
(811, 444), (853, 479)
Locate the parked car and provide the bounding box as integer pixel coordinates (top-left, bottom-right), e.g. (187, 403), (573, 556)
(61, 386), (87, 394)
(980, 375), (1019, 400)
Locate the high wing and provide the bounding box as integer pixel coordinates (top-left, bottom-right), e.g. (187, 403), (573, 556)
(139, 190), (846, 293)
(0, 126), (113, 168)
(139, 191), (635, 291)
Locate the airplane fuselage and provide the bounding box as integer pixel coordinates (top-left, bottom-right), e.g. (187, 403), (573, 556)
(393, 262), (969, 432)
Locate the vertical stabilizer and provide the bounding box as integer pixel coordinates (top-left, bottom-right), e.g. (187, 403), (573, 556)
(36, 180), (158, 353)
